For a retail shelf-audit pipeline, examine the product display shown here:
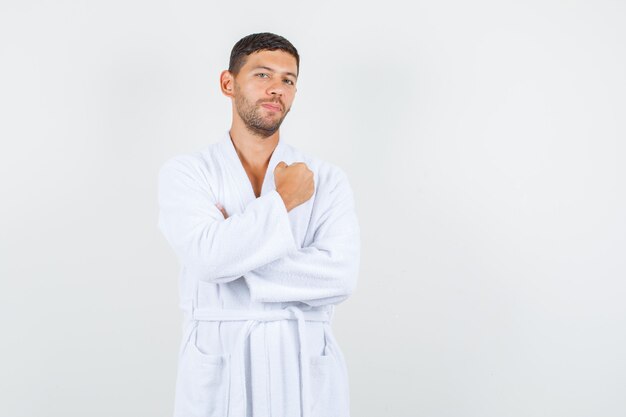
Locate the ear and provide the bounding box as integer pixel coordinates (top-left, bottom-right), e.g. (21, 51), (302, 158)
(220, 70), (235, 97)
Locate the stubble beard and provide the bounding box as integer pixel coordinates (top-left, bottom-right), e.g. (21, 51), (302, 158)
(234, 84), (289, 138)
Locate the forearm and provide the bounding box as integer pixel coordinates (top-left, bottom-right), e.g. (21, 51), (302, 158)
(158, 157), (298, 284)
(244, 240), (360, 306)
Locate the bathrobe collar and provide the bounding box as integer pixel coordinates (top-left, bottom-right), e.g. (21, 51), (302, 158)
(218, 129), (285, 203)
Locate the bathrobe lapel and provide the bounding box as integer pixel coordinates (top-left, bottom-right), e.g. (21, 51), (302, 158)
(217, 130), (284, 211)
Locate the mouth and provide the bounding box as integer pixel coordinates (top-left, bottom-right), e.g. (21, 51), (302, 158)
(260, 102), (282, 112)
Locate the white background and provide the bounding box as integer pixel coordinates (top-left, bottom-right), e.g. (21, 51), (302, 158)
(1, 1), (625, 416)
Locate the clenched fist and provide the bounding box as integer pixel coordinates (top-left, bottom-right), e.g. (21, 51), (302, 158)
(274, 161), (314, 212)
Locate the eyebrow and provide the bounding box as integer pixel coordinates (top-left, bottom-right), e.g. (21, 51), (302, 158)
(251, 66), (298, 79)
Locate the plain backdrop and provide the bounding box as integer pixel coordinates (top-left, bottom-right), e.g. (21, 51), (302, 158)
(1, 1), (625, 416)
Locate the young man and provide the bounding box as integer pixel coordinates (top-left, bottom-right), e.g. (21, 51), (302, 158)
(157, 32), (361, 417)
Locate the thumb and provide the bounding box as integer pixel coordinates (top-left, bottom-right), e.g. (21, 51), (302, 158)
(274, 161), (288, 171)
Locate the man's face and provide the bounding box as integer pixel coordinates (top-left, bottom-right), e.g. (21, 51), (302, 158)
(231, 49), (298, 137)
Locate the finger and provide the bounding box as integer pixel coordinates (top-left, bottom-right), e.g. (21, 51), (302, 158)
(215, 203), (228, 219)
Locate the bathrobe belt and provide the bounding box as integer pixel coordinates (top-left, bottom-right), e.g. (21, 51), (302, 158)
(192, 306), (332, 417)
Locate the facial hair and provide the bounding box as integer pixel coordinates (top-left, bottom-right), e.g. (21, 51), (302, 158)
(234, 82), (290, 138)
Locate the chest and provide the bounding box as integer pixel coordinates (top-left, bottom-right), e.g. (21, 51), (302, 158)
(245, 169), (265, 198)
(211, 167), (317, 250)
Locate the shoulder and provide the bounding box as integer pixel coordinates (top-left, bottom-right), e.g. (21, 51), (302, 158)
(282, 142), (350, 184)
(282, 142), (353, 198)
(158, 143), (221, 183)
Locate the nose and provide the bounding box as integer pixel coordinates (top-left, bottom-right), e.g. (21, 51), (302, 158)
(266, 78), (285, 97)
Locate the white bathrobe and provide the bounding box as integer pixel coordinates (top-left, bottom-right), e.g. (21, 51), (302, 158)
(157, 130), (361, 417)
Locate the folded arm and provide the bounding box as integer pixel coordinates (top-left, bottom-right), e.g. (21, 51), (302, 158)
(244, 168), (361, 307)
(157, 155), (297, 284)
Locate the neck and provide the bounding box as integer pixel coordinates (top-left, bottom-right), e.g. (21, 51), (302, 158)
(228, 124), (279, 170)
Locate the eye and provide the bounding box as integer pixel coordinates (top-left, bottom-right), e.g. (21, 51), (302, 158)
(257, 73), (269, 78)
(284, 79), (294, 85)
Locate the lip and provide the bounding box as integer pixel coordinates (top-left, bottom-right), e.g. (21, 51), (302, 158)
(261, 103), (281, 111)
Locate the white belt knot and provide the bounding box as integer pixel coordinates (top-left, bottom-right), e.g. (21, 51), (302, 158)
(190, 306), (331, 417)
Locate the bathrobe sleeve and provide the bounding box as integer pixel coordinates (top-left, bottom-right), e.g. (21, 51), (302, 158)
(157, 154), (298, 284)
(244, 167), (361, 307)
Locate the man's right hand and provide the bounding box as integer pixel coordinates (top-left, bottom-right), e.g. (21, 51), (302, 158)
(274, 161), (314, 212)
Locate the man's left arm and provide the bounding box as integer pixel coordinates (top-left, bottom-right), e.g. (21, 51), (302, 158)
(243, 168), (361, 307)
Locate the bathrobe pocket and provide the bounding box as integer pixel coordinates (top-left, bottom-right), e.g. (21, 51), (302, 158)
(309, 353), (349, 417)
(174, 332), (230, 417)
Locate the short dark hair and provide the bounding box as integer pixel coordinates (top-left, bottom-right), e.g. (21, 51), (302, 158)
(228, 32), (299, 78)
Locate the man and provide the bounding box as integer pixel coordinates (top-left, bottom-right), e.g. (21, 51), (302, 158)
(157, 32), (360, 417)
